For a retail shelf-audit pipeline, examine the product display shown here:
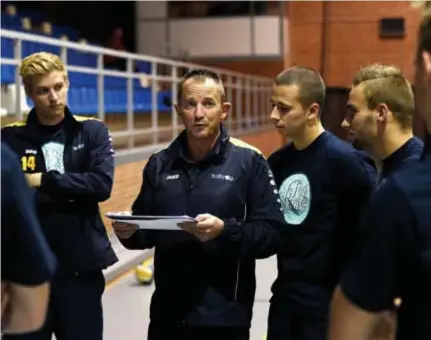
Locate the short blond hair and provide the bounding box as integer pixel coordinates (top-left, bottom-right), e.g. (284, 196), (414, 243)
(352, 64), (415, 129)
(20, 52), (68, 92)
(411, 0), (431, 11)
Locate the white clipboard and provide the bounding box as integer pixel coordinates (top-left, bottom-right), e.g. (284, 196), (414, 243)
(106, 212), (196, 230)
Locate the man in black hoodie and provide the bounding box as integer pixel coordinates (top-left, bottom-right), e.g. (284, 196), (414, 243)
(266, 66), (376, 340)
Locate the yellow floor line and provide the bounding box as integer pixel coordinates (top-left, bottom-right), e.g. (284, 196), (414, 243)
(105, 268), (134, 288)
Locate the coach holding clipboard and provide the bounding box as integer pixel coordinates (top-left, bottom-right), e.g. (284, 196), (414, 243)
(112, 69), (285, 340)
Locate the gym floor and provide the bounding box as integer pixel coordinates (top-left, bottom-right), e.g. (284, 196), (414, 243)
(102, 255), (277, 340)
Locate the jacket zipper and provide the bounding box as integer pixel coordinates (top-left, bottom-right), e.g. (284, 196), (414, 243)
(233, 203), (247, 300)
(184, 166), (195, 209)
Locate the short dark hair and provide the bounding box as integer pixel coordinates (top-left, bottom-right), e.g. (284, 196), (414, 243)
(177, 68), (225, 104)
(274, 66), (326, 113)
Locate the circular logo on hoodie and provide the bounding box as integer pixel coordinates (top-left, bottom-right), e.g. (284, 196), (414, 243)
(279, 173), (311, 225)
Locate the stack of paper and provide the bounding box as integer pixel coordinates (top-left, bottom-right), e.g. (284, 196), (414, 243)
(106, 212), (196, 230)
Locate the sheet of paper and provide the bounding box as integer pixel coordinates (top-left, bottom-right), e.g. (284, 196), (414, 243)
(106, 212), (196, 230)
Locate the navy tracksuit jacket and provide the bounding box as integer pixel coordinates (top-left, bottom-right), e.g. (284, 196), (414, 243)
(2, 107), (118, 340)
(1, 107), (118, 274)
(119, 125), (286, 329)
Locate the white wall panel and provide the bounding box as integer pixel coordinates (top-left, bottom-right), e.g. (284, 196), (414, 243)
(254, 16), (281, 55)
(136, 1), (167, 19)
(169, 18), (251, 58)
(137, 22), (166, 57)
(136, 16), (283, 58)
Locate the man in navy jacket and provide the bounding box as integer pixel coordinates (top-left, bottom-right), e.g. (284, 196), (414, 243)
(113, 69), (285, 340)
(340, 63), (424, 338)
(329, 4), (431, 340)
(2, 52), (117, 340)
(342, 63), (424, 184)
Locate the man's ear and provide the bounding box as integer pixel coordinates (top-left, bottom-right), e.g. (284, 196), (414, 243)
(221, 102), (231, 121)
(307, 103), (320, 122)
(375, 103), (390, 124)
(174, 104), (183, 122)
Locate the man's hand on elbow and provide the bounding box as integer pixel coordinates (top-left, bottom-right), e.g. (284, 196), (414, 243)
(25, 173), (42, 188)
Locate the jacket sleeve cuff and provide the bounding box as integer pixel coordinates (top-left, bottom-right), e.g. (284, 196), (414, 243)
(39, 171), (51, 191)
(220, 218), (243, 242)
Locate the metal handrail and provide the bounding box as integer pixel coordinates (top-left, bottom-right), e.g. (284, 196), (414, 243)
(0, 28), (274, 161)
(0, 29), (272, 81)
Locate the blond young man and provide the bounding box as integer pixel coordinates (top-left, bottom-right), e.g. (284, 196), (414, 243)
(329, 3), (431, 340)
(342, 64), (423, 184)
(341, 63), (424, 340)
(2, 52), (118, 340)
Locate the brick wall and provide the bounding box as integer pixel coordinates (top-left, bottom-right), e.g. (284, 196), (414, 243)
(193, 58), (284, 79)
(284, 1), (421, 86)
(100, 128), (284, 233)
(193, 2), (421, 87)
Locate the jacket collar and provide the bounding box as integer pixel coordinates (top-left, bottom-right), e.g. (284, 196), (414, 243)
(422, 134), (431, 158)
(26, 106), (80, 129)
(166, 124), (230, 165)
(381, 137), (420, 177)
